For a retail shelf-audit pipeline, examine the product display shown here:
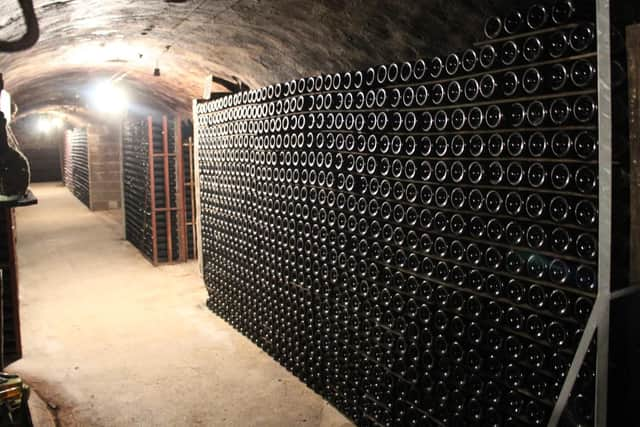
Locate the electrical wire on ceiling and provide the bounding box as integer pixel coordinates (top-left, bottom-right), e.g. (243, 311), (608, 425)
(153, 0), (249, 89)
(155, 0), (209, 63)
(0, 0), (39, 52)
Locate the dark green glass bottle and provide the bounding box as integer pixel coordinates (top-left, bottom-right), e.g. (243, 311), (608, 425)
(0, 112), (30, 201)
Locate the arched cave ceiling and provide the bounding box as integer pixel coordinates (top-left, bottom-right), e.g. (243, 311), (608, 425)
(0, 0), (531, 118)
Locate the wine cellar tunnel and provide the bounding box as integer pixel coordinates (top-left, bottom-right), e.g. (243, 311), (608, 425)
(0, 0), (639, 426)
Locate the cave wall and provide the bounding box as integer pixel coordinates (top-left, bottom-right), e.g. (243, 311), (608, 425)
(86, 121), (122, 211)
(0, 0), (533, 116)
(11, 117), (64, 183)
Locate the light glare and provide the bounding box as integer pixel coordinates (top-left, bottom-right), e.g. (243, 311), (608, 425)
(37, 117), (52, 133)
(92, 81), (128, 114)
(52, 117), (63, 128)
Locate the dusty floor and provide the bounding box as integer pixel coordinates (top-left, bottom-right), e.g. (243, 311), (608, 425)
(8, 182), (352, 427)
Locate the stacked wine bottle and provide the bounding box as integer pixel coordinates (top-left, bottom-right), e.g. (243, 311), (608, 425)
(181, 120), (197, 260)
(122, 118), (153, 260)
(66, 128), (90, 208)
(196, 1), (605, 425)
(123, 116), (182, 264)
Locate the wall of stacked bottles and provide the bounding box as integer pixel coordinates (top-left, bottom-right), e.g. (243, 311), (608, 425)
(122, 116), (196, 265)
(63, 129), (72, 186)
(181, 120), (197, 259)
(195, 1), (623, 425)
(122, 118), (153, 260)
(64, 128), (90, 208)
(150, 116), (180, 264)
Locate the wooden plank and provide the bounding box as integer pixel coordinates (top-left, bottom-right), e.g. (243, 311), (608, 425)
(147, 117), (158, 265)
(187, 137), (197, 259)
(162, 116), (173, 263)
(153, 207), (179, 212)
(175, 115), (188, 263)
(628, 23), (640, 284)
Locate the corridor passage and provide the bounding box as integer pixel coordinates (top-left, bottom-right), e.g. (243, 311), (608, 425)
(9, 182), (350, 427)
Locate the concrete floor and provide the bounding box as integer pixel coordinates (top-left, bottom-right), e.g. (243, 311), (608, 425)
(8, 182), (353, 427)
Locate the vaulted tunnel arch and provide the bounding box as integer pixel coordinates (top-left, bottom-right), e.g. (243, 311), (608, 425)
(0, 0), (529, 117)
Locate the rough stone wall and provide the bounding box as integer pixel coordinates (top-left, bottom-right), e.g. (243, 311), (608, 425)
(11, 119), (64, 183)
(87, 123), (121, 211)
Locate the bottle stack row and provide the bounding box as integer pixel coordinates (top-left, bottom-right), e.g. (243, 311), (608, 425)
(195, 1), (606, 425)
(64, 128), (90, 208)
(181, 119), (197, 260)
(122, 115), (196, 265)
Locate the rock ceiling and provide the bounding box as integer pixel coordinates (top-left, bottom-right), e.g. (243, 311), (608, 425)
(0, 0), (529, 117)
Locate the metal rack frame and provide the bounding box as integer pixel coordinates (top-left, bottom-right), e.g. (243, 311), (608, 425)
(549, 0), (639, 425)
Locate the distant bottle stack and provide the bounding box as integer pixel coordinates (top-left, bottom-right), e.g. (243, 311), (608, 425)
(122, 115), (196, 265)
(64, 128), (90, 208)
